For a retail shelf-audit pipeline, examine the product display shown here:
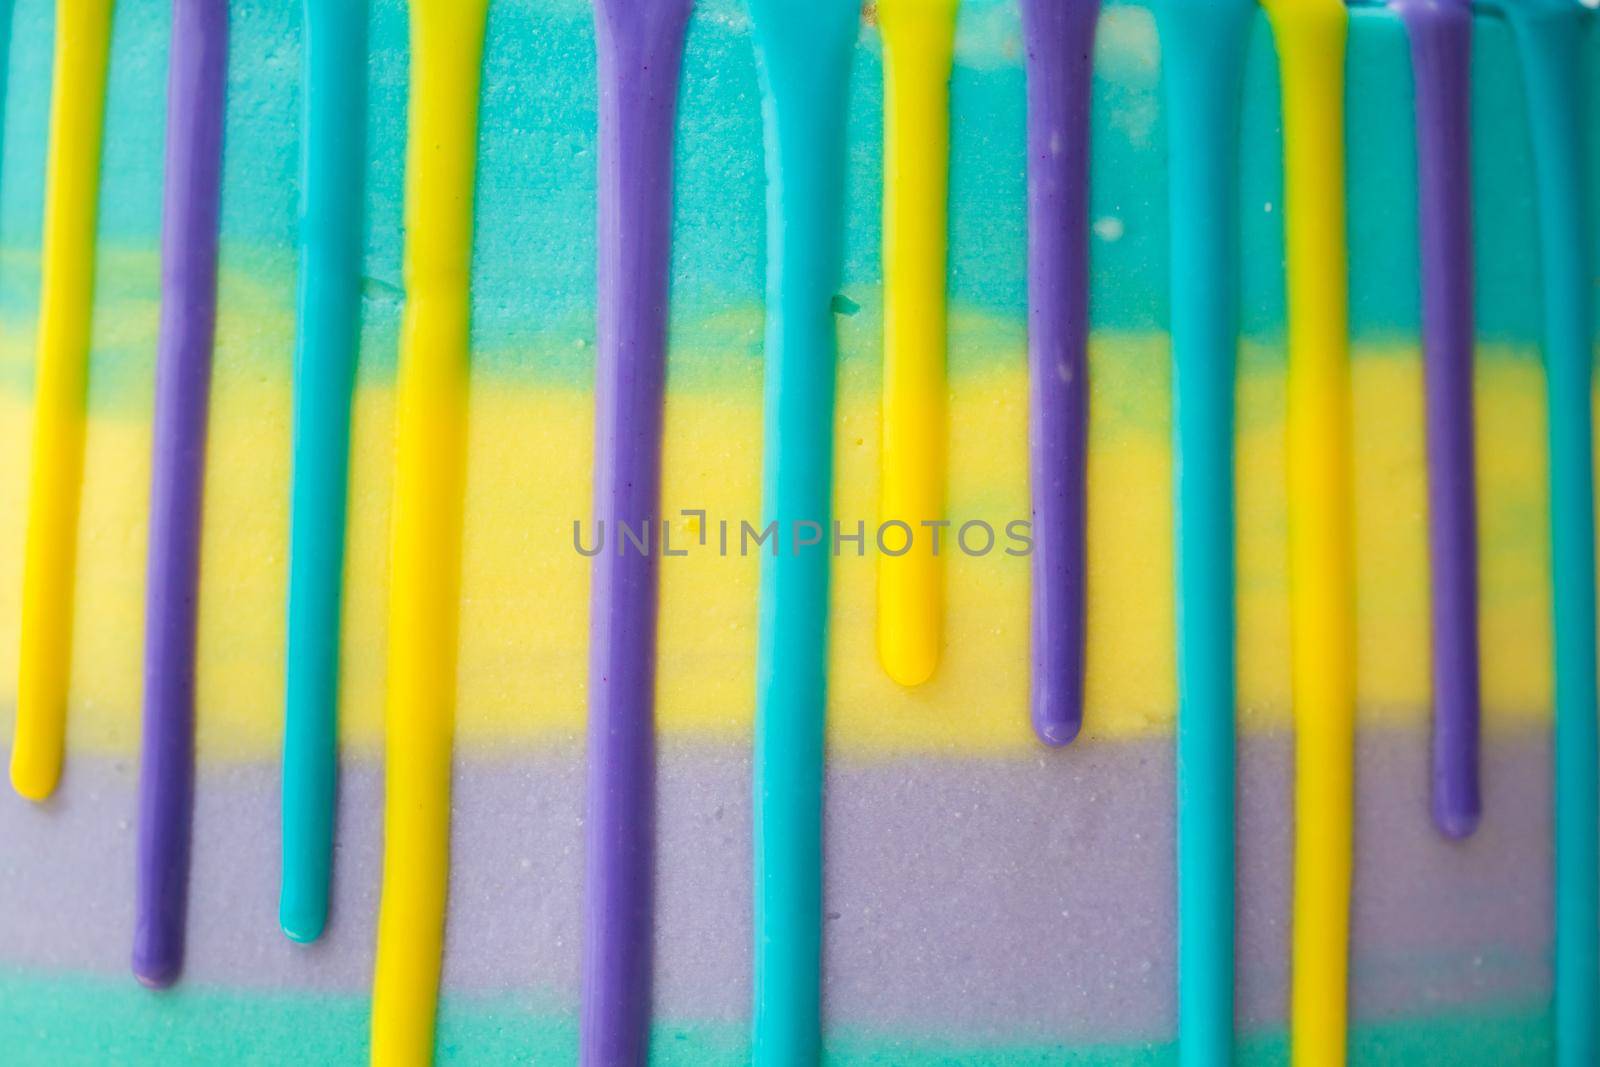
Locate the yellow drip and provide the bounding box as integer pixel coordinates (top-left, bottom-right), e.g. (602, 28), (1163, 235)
(1260, 0), (1356, 1062)
(369, 2), (488, 1063)
(876, 0), (958, 687)
(12, 0), (116, 801)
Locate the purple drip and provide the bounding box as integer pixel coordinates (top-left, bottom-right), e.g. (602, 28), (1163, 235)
(1395, 0), (1482, 839)
(579, 0), (692, 1063)
(1020, 0), (1099, 747)
(133, 0), (228, 989)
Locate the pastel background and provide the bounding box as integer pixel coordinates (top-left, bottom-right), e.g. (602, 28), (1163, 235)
(0, 0), (1593, 1061)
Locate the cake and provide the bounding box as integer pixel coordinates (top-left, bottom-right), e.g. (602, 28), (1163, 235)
(0, 0), (1596, 1062)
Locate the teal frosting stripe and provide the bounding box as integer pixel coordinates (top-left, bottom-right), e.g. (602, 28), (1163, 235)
(1490, 3), (1599, 1064)
(3, 0), (1592, 407)
(0, 968), (1559, 1065)
(279, 0), (367, 945)
(1151, 0), (1255, 1061)
(746, 1), (860, 1063)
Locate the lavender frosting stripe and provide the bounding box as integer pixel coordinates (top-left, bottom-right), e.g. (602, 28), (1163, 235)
(1395, 0), (1481, 840)
(134, 0), (229, 990)
(0, 734), (1554, 1035)
(581, 1), (693, 1064)
(1020, 0), (1098, 748)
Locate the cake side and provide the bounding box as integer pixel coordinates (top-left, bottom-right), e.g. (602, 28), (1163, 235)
(0, 0), (1590, 1061)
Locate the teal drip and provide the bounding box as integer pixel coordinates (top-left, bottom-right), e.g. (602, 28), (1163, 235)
(279, 0), (367, 945)
(746, 1), (859, 1063)
(1495, 2), (1598, 1062)
(1153, 0), (1256, 1062)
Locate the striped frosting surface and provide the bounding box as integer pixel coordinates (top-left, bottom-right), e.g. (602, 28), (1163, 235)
(0, 0), (1593, 1060)
(0, 1), (1586, 763)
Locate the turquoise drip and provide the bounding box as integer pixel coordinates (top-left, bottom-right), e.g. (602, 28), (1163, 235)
(280, 0), (367, 945)
(1496, 4), (1598, 1063)
(746, 1), (859, 1063)
(1152, 0), (1255, 1062)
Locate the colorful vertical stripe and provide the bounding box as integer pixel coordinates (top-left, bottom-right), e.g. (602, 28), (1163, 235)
(12, 0), (116, 801)
(1261, 0), (1357, 1060)
(279, 0), (368, 947)
(0, 3), (1592, 1063)
(1393, 0), (1481, 840)
(875, 0), (957, 688)
(1019, 0), (1097, 747)
(1492, 2), (1598, 1062)
(746, 0), (860, 1061)
(134, 0), (229, 990)
(368, 0), (488, 1061)
(1152, 0), (1256, 1058)
(580, 0), (693, 1063)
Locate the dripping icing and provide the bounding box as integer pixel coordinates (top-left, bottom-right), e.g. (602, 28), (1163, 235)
(746, 0), (860, 1060)
(1485, 0), (1599, 1060)
(12, 0), (116, 801)
(876, 0), (957, 688)
(1261, 0), (1359, 1057)
(280, 0), (368, 946)
(1150, 0), (1255, 1057)
(368, 0), (488, 1060)
(580, 0), (693, 1062)
(1390, 0), (1483, 840)
(1020, 0), (1097, 747)
(134, 0), (229, 990)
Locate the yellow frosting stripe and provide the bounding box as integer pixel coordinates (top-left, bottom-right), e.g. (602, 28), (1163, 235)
(0, 333), (1562, 762)
(369, 1), (488, 1063)
(12, 0), (116, 801)
(1261, 0), (1356, 1061)
(876, 0), (958, 687)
